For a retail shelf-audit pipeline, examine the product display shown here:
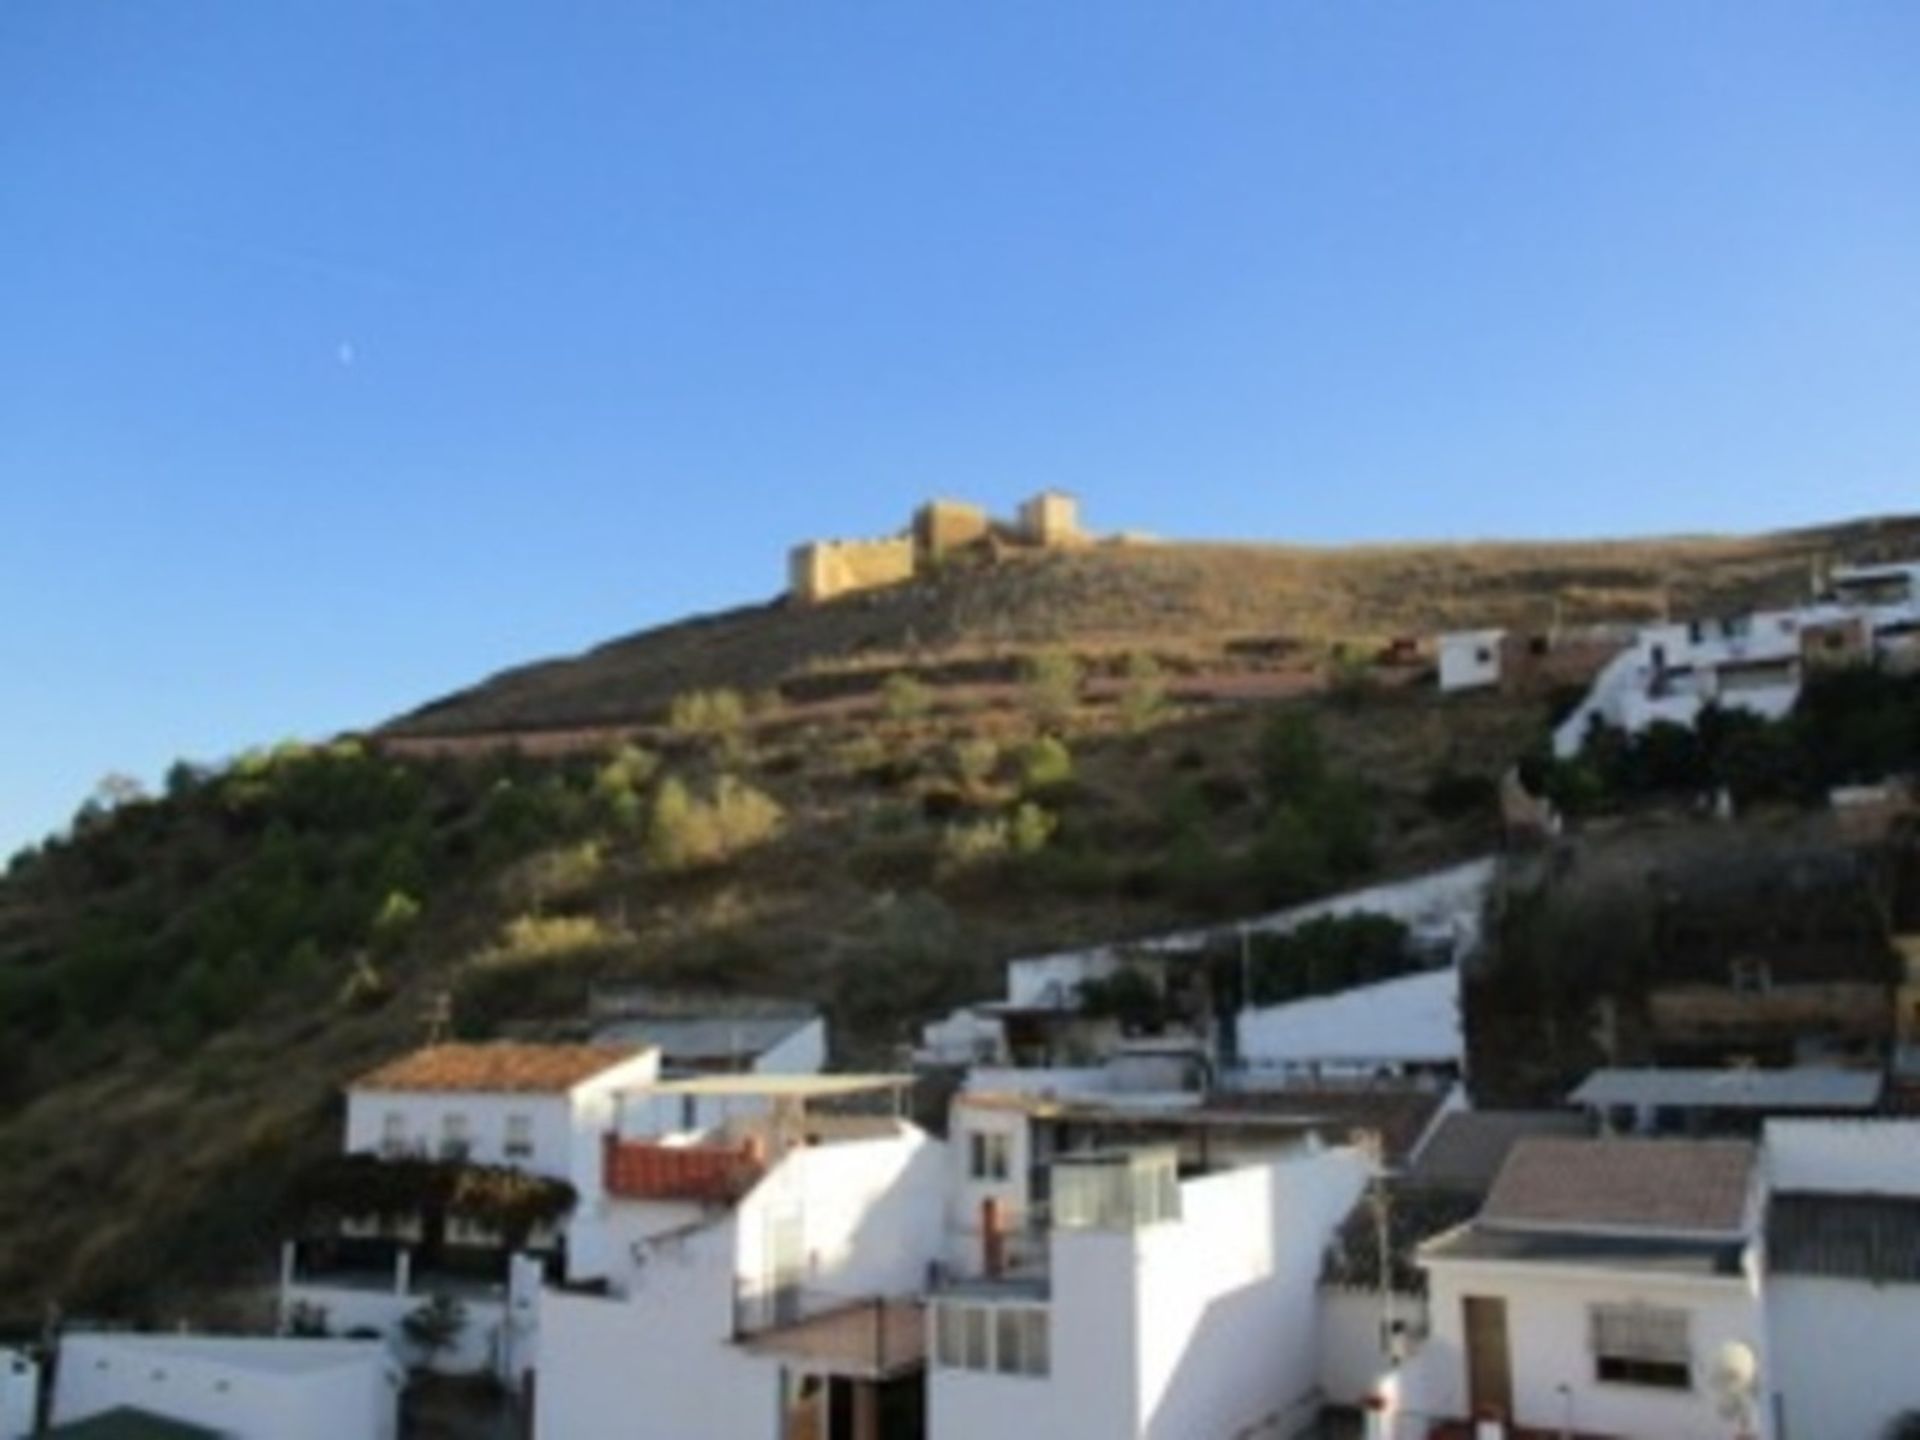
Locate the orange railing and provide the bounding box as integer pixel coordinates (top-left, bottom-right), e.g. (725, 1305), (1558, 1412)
(602, 1135), (764, 1204)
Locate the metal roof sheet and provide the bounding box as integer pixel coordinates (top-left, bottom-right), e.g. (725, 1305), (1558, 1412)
(1571, 1067), (1882, 1112)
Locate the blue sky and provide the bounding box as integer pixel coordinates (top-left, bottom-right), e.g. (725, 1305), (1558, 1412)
(4, 3), (1919, 860)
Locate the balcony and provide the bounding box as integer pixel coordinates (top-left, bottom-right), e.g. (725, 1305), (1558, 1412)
(603, 1135), (765, 1204)
(733, 1284), (927, 1381)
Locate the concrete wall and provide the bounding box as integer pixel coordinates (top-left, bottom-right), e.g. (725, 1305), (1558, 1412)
(788, 536), (915, 604)
(1417, 1259), (1771, 1440)
(53, 1336), (400, 1440)
(1770, 1274), (1920, 1440)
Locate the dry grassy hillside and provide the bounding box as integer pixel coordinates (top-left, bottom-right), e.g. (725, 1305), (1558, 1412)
(390, 515), (1920, 737)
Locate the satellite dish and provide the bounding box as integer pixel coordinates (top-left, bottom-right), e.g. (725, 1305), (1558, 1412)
(1710, 1341), (1760, 1425)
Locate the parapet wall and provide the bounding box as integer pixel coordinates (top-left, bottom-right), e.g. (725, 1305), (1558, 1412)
(789, 536), (916, 604)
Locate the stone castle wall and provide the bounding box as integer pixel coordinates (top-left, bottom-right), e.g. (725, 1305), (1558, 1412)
(788, 536), (916, 604)
(790, 491), (1090, 604)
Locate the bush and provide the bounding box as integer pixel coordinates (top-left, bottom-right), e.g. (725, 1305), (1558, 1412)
(951, 738), (1000, 789)
(1008, 802), (1057, 855)
(1118, 653), (1169, 734)
(499, 842), (604, 911)
(1020, 736), (1074, 792)
(492, 913), (615, 963)
(667, 689), (748, 754)
(1023, 649), (1083, 729)
(593, 745), (659, 828)
(882, 673), (934, 725)
(646, 775), (784, 871)
(941, 816), (1010, 867)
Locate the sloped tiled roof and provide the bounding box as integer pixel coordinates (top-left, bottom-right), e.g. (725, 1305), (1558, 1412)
(351, 1042), (646, 1094)
(1481, 1137), (1756, 1236)
(1408, 1110), (1588, 1194)
(1769, 1192), (1920, 1284)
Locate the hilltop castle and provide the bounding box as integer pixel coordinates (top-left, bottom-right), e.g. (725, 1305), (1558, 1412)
(788, 490), (1091, 604)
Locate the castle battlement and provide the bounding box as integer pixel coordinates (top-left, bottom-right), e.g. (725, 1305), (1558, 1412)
(788, 492), (1090, 604)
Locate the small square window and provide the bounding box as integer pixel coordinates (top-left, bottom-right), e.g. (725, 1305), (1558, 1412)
(969, 1131), (1010, 1182)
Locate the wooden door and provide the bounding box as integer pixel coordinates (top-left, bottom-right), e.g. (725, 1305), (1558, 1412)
(1463, 1295), (1512, 1420)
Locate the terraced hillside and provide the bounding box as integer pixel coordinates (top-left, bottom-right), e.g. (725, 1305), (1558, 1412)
(391, 516), (1920, 737)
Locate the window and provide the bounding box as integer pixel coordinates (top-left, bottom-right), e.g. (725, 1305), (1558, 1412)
(1590, 1303), (1691, 1390)
(969, 1131), (1010, 1182)
(935, 1303), (1047, 1378)
(995, 1307), (1049, 1377)
(380, 1112), (407, 1158)
(504, 1114), (534, 1161)
(439, 1112), (471, 1161)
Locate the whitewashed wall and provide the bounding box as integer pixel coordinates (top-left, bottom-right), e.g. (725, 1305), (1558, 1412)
(929, 1144), (1369, 1440)
(53, 1336), (399, 1440)
(1770, 1275), (1920, 1440)
(0, 1350), (35, 1440)
(1320, 1286), (1426, 1409)
(1237, 968), (1461, 1071)
(1765, 1118), (1920, 1193)
(1438, 633), (1504, 693)
(754, 1018), (828, 1077)
(280, 1284), (507, 1376)
(1417, 1261), (1771, 1440)
(537, 1128), (946, 1440)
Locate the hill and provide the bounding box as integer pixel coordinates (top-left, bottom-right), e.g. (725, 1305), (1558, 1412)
(391, 516), (1920, 738)
(4, 509), (1920, 1325)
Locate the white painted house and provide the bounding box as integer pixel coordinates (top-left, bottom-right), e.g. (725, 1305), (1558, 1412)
(1765, 1118), (1920, 1440)
(281, 1041), (659, 1379)
(1551, 561), (1920, 758)
(50, 1334), (400, 1440)
(538, 1073), (945, 1440)
(1438, 630), (1507, 693)
(929, 1139), (1370, 1440)
(1404, 1136), (1771, 1440)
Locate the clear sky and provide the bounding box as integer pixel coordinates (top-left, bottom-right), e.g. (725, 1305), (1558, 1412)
(4, 3), (1919, 861)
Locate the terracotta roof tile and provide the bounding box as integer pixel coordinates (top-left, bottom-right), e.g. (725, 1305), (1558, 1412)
(351, 1043), (647, 1094)
(1481, 1136), (1756, 1236)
